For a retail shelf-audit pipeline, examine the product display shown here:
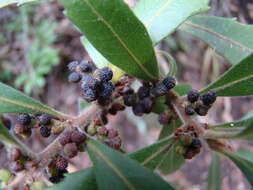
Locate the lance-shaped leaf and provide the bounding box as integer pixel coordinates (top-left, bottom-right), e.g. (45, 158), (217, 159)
(207, 153), (221, 190)
(0, 0), (36, 8)
(133, 0), (209, 45)
(180, 16), (253, 65)
(201, 54), (253, 96)
(47, 168), (97, 190)
(61, 0), (158, 81)
(222, 151), (253, 188)
(0, 82), (66, 118)
(173, 84), (192, 96)
(0, 121), (19, 146)
(87, 138), (175, 190)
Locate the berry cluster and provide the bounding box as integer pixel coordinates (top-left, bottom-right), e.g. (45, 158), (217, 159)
(185, 90), (217, 116)
(48, 155), (68, 183)
(68, 61), (115, 106)
(59, 130), (86, 158)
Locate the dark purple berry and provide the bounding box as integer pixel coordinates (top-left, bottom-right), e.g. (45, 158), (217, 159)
(2, 117), (11, 130)
(82, 89), (98, 102)
(97, 97), (111, 107)
(109, 103), (125, 114)
(99, 67), (113, 82)
(185, 105), (195, 115)
(59, 131), (72, 146)
(162, 77), (176, 90)
(141, 97), (154, 114)
(201, 91), (217, 105)
(158, 112), (171, 125)
(17, 114), (31, 125)
(79, 60), (93, 73)
(150, 84), (167, 97)
(49, 176), (62, 183)
(82, 77), (100, 90)
(187, 90), (200, 103)
(67, 61), (79, 72)
(55, 157), (68, 171)
(40, 126), (51, 138)
(137, 86), (150, 100)
(39, 114), (51, 125)
(195, 104), (209, 116)
(132, 103), (144, 116)
(70, 131), (86, 144)
(123, 94), (137, 107)
(68, 72), (81, 83)
(190, 138), (202, 149)
(99, 81), (115, 98)
(64, 143), (78, 158)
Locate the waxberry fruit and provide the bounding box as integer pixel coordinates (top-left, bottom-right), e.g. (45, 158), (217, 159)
(79, 60), (92, 73)
(158, 112), (171, 125)
(2, 117), (11, 130)
(150, 84), (167, 97)
(99, 82), (114, 98)
(97, 127), (108, 136)
(39, 114), (51, 125)
(108, 129), (118, 139)
(49, 176), (61, 184)
(71, 131), (86, 144)
(64, 143), (78, 158)
(17, 114), (31, 125)
(132, 103), (144, 116)
(81, 76), (100, 90)
(67, 61), (78, 72)
(9, 148), (22, 161)
(59, 131), (72, 146)
(162, 77), (176, 90)
(82, 89), (98, 102)
(97, 97), (111, 106)
(137, 86), (150, 100)
(123, 94), (137, 107)
(40, 126), (51, 138)
(201, 91), (217, 105)
(55, 157), (68, 171)
(141, 97), (154, 114)
(68, 72), (81, 83)
(108, 107), (117, 115)
(99, 67), (113, 82)
(195, 104), (209, 116)
(187, 90), (200, 103)
(190, 138), (202, 149)
(185, 105), (195, 115)
(183, 149), (195, 159)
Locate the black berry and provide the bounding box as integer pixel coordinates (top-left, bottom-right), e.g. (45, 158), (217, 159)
(99, 81), (114, 98)
(162, 77), (176, 90)
(68, 72), (81, 83)
(99, 67), (113, 82)
(187, 90), (200, 103)
(59, 131), (72, 146)
(67, 61), (78, 72)
(40, 126), (51, 138)
(190, 138), (202, 149)
(158, 112), (171, 125)
(123, 94), (137, 107)
(55, 157), (68, 171)
(195, 104), (209, 116)
(49, 176), (62, 184)
(70, 131), (86, 144)
(132, 103), (144, 116)
(201, 91), (217, 105)
(2, 117), (11, 130)
(185, 105), (195, 115)
(82, 77), (100, 90)
(141, 97), (154, 114)
(39, 114), (51, 125)
(150, 84), (167, 97)
(82, 89), (98, 102)
(17, 114), (31, 125)
(137, 86), (150, 100)
(79, 60), (93, 73)
(97, 97), (111, 106)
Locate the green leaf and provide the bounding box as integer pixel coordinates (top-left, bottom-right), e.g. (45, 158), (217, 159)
(237, 151), (253, 162)
(0, 82), (66, 118)
(87, 138), (175, 190)
(0, 0), (36, 8)
(129, 136), (174, 170)
(180, 16), (253, 65)
(173, 84), (192, 96)
(78, 98), (90, 114)
(47, 168), (97, 190)
(233, 120), (253, 139)
(0, 121), (19, 146)
(222, 151), (253, 188)
(207, 153), (221, 190)
(133, 0), (209, 45)
(61, 0), (158, 81)
(201, 54), (253, 96)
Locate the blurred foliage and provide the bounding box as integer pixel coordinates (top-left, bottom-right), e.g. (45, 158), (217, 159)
(0, 4), (59, 95)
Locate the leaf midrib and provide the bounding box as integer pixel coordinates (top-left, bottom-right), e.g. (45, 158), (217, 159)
(88, 143), (135, 190)
(184, 21), (253, 53)
(83, 0), (155, 79)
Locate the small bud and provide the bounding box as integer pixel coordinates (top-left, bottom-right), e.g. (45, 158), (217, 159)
(64, 143), (78, 158)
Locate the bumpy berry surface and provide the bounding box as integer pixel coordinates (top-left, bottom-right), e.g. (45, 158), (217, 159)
(82, 89), (98, 102)
(70, 131), (86, 144)
(99, 67), (113, 82)
(82, 76), (100, 90)
(68, 72), (81, 83)
(141, 97), (154, 114)
(67, 61), (78, 72)
(59, 131), (72, 146)
(162, 77), (176, 90)
(17, 114), (31, 125)
(137, 87), (150, 100)
(63, 143), (78, 158)
(201, 91), (217, 105)
(123, 94), (137, 107)
(79, 60), (92, 73)
(185, 105), (195, 115)
(49, 176), (62, 184)
(195, 104), (209, 116)
(132, 103), (144, 116)
(39, 114), (51, 125)
(55, 157), (68, 171)
(97, 97), (111, 106)
(187, 90), (200, 103)
(99, 81), (114, 98)
(150, 84), (167, 97)
(40, 126), (51, 138)
(190, 138), (202, 149)
(158, 112), (171, 125)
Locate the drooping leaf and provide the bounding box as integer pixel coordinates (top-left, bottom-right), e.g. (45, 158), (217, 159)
(0, 82), (66, 118)
(207, 153), (221, 190)
(201, 54), (253, 96)
(61, 0), (158, 81)
(232, 120), (253, 139)
(180, 16), (253, 65)
(0, 0), (36, 8)
(133, 0), (209, 45)
(222, 151), (253, 188)
(0, 121), (19, 146)
(87, 138), (175, 190)
(237, 151), (253, 162)
(47, 168), (97, 190)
